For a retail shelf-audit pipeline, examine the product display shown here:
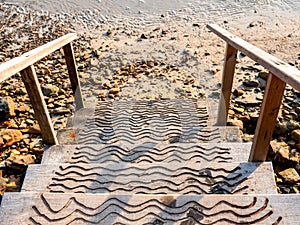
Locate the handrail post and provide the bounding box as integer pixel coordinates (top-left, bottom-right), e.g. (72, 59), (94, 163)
(63, 42), (84, 110)
(249, 74), (286, 161)
(217, 43), (237, 126)
(20, 65), (58, 145)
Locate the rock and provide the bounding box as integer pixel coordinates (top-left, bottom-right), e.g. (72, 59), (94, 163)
(5, 154), (35, 172)
(0, 129), (22, 148)
(274, 121), (288, 136)
(233, 106), (244, 114)
(0, 96), (15, 120)
(42, 84), (59, 96)
(286, 120), (300, 131)
(279, 168), (300, 183)
(28, 124), (41, 135)
(109, 88), (120, 95)
(291, 130), (300, 142)
(271, 140), (290, 162)
(52, 107), (70, 115)
(242, 134), (253, 142)
(243, 80), (259, 87)
(233, 89), (245, 97)
(258, 71), (270, 80)
(228, 118), (243, 130)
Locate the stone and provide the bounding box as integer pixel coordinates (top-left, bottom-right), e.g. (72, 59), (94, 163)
(5, 154), (35, 172)
(228, 118), (243, 130)
(0, 129), (22, 148)
(0, 96), (15, 120)
(42, 84), (59, 96)
(109, 88), (120, 95)
(279, 168), (300, 183)
(258, 71), (270, 80)
(28, 124), (41, 135)
(286, 120), (300, 131)
(52, 107), (71, 115)
(271, 140), (290, 162)
(243, 80), (259, 87)
(274, 122), (288, 136)
(291, 130), (300, 142)
(233, 89), (245, 97)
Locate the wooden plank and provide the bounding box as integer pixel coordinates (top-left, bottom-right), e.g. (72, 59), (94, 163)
(217, 44), (237, 126)
(249, 74), (286, 161)
(21, 162), (277, 195)
(1, 193), (299, 224)
(41, 143), (252, 164)
(63, 42), (84, 110)
(207, 24), (300, 91)
(0, 33), (77, 82)
(20, 65), (58, 145)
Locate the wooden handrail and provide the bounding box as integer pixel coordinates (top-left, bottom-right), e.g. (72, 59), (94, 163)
(0, 33), (84, 145)
(207, 24), (300, 91)
(0, 33), (77, 82)
(207, 24), (300, 162)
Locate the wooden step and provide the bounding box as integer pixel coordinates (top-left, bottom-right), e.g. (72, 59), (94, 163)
(21, 162), (277, 195)
(70, 99), (215, 128)
(1, 193), (299, 224)
(41, 143), (252, 164)
(57, 126), (242, 145)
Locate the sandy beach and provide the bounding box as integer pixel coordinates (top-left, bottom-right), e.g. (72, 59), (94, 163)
(0, 0), (300, 196)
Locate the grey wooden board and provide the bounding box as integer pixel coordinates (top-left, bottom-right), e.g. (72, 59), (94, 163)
(57, 126), (242, 145)
(1, 193), (299, 224)
(42, 142), (252, 164)
(22, 162), (277, 195)
(70, 99), (216, 128)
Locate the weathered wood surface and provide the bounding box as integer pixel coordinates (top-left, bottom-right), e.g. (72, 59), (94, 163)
(1, 193), (299, 224)
(71, 100), (216, 127)
(249, 74), (286, 161)
(22, 162), (277, 195)
(41, 143), (252, 164)
(20, 65), (58, 144)
(0, 33), (77, 82)
(217, 44), (237, 126)
(75, 126), (242, 145)
(63, 42), (84, 110)
(207, 24), (300, 91)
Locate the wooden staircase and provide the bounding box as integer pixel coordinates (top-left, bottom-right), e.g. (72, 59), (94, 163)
(1, 98), (300, 224)
(1, 24), (300, 224)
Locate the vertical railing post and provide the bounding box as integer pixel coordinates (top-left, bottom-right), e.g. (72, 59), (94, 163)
(20, 65), (58, 145)
(63, 42), (84, 110)
(217, 43), (237, 126)
(249, 74), (286, 161)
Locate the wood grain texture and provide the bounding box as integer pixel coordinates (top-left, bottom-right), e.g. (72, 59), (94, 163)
(0, 33), (77, 82)
(21, 162), (277, 195)
(41, 143), (253, 164)
(20, 65), (57, 144)
(249, 74), (286, 161)
(217, 44), (237, 126)
(63, 42), (84, 110)
(1, 193), (299, 224)
(207, 24), (300, 91)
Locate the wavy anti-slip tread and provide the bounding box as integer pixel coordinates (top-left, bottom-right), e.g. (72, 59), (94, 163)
(66, 99), (232, 145)
(21, 162), (277, 195)
(41, 143), (252, 164)
(1, 193), (299, 224)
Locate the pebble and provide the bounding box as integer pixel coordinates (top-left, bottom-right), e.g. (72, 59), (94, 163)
(0, 96), (15, 120)
(0, 129), (22, 148)
(279, 168), (300, 183)
(291, 130), (300, 142)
